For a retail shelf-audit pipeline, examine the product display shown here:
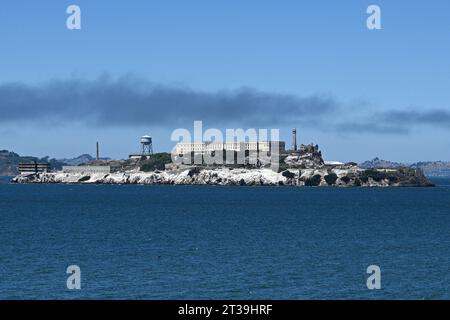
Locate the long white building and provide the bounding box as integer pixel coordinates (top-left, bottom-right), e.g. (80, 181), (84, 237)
(175, 141), (286, 155)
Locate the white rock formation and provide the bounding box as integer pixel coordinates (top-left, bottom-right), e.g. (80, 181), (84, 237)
(11, 166), (432, 187)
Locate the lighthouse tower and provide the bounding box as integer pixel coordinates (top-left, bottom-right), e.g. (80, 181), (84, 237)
(291, 128), (297, 151)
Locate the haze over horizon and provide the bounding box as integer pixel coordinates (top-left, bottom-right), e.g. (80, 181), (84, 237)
(1, 0), (450, 163)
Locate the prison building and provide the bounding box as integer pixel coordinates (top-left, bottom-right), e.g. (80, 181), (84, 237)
(175, 141), (286, 155)
(18, 162), (50, 174)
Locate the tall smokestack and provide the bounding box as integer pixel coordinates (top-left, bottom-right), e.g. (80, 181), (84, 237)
(291, 128), (297, 151)
(96, 142), (99, 161)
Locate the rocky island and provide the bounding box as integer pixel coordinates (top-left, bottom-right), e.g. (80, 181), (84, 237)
(11, 143), (434, 187)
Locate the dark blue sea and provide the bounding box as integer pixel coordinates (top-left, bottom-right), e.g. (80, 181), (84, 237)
(1, 176), (450, 299)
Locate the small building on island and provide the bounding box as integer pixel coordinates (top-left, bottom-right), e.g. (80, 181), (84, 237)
(18, 162), (50, 174)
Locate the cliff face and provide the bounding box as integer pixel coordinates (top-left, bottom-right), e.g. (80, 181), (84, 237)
(11, 166), (434, 187)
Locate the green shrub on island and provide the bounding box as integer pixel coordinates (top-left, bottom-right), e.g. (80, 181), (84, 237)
(78, 176), (90, 182)
(277, 155), (289, 172)
(277, 163), (289, 173)
(324, 173), (338, 185)
(388, 175), (399, 183)
(188, 166), (201, 177)
(341, 176), (351, 184)
(139, 153), (172, 172)
(282, 170), (296, 179)
(305, 174), (322, 186)
(361, 169), (387, 182)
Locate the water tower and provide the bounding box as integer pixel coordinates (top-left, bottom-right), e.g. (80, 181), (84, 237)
(140, 135), (153, 155)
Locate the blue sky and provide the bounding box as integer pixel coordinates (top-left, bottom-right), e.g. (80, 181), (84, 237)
(1, 0), (449, 162)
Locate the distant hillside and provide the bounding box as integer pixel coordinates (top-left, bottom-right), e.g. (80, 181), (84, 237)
(359, 157), (404, 169)
(410, 161), (450, 177)
(57, 154), (94, 166)
(0, 150), (38, 176)
(360, 157), (450, 177)
(0, 150), (110, 176)
(0, 150), (66, 176)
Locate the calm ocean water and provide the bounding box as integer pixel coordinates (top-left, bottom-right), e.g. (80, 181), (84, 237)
(0, 176), (450, 299)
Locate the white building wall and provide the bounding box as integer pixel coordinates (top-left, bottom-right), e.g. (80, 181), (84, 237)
(175, 141), (285, 154)
(62, 166), (111, 173)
